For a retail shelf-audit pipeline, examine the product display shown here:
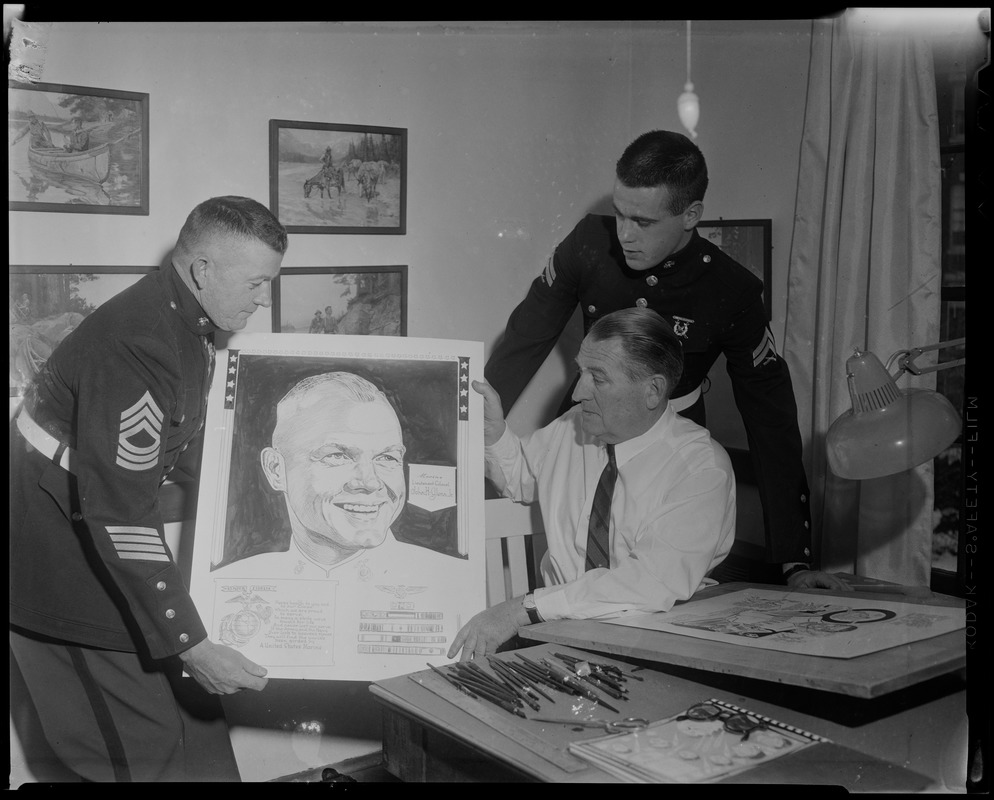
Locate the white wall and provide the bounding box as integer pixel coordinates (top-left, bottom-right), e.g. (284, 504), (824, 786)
(9, 19), (814, 783)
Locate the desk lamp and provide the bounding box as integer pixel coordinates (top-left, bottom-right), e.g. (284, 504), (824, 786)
(826, 339), (964, 479)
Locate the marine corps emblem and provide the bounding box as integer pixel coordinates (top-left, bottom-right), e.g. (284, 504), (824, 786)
(672, 316), (695, 338)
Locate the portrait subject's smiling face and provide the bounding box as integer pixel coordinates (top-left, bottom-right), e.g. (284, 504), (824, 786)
(267, 378), (407, 552)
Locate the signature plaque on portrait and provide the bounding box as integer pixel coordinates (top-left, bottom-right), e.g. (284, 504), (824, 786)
(188, 333), (486, 680)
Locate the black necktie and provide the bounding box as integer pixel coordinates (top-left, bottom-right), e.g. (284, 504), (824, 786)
(585, 444), (617, 570)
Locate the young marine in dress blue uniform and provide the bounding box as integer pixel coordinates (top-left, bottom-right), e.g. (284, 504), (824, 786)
(485, 131), (848, 587)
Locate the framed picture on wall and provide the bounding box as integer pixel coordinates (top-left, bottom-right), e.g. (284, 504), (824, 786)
(8, 80), (149, 215)
(9, 265), (155, 402)
(272, 265), (408, 336)
(698, 219), (773, 320)
(269, 119), (407, 234)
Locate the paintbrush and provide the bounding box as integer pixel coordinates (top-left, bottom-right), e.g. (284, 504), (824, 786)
(429, 663), (526, 717)
(540, 658), (621, 713)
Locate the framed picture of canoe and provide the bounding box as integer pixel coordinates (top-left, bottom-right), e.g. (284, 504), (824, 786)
(272, 265), (407, 336)
(269, 119), (407, 234)
(9, 265), (155, 407)
(8, 80), (149, 215)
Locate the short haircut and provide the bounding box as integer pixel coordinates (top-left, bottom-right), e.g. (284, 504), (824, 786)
(272, 371), (394, 450)
(177, 195), (289, 257)
(586, 308), (684, 391)
(615, 130), (709, 216)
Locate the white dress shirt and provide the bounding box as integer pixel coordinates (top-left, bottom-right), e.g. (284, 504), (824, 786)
(485, 404), (735, 622)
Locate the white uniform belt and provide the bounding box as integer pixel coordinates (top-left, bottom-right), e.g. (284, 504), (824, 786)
(669, 384), (702, 413)
(16, 410), (74, 473)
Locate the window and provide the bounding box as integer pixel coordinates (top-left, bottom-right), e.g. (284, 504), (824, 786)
(929, 32), (983, 595)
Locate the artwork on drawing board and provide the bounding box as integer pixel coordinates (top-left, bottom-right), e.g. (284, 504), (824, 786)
(188, 333), (486, 681)
(604, 588), (965, 658)
(570, 698), (828, 784)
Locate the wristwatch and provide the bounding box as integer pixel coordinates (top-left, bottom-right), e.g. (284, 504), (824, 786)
(782, 563), (811, 582)
(523, 593), (543, 625)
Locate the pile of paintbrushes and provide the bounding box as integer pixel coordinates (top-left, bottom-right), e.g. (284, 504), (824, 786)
(426, 651), (642, 718)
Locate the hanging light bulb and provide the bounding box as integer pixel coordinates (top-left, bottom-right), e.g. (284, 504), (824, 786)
(678, 82), (700, 139)
(678, 20), (700, 139)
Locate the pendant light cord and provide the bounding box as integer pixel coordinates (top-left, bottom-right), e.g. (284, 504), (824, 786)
(686, 20), (692, 84)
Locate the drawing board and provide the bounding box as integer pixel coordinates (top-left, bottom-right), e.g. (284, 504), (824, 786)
(604, 588), (965, 658)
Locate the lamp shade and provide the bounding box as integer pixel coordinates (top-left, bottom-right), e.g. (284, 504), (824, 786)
(826, 349), (962, 480)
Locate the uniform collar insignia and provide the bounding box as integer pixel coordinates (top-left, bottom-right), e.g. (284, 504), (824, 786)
(166, 268), (219, 335)
(645, 229), (705, 280)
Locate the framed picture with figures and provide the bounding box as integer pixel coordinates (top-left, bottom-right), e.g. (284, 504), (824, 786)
(271, 265), (407, 336)
(8, 80), (149, 214)
(9, 265), (154, 404)
(698, 219), (772, 321)
(268, 119), (407, 234)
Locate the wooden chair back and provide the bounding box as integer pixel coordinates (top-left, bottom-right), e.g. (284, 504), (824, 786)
(484, 498), (546, 606)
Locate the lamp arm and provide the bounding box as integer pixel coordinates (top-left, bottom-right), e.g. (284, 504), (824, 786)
(887, 337), (966, 377)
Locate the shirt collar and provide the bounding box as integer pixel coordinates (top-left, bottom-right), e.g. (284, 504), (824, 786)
(165, 266), (218, 336)
(613, 404), (675, 467)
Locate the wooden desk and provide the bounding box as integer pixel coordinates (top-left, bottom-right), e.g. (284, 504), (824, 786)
(525, 582), (966, 698)
(370, 642), (966, 788)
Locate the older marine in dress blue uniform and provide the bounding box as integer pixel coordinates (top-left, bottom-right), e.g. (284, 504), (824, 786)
(11, 267), (217, 655)
(9, 195), (287, 782)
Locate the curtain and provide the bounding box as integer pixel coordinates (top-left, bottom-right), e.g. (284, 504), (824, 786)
(784, 13), (942, 585)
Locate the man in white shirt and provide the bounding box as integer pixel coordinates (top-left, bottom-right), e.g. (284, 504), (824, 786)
(449, 307), (735, 661)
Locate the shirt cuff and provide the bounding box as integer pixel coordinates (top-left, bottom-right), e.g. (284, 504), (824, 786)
(532, 585), (570, 621)
(485, 423), (517, 458)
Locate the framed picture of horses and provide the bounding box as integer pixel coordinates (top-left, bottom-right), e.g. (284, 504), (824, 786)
(697, 219), (773, 321)
(8, 80), (149, 215)
(9, 265), (155, 410)
(272, 265), (408, 336)
(269, 119), (407, 234)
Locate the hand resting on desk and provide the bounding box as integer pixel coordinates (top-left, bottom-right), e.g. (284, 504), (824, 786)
(787, 569), (852, 591)
(448, 596), (532, 662)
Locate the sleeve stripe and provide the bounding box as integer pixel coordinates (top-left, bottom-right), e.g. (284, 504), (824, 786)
(107, 526), (158, 536)
(110, 535), (161, 544)
(117, 552), (171, 562)
(114, 543), (167, 554)
(106, 525), (167, 560)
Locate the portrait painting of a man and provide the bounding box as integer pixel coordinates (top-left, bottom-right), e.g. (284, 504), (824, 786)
(262, 372), (408, 567)
(189, 333), (485, 680)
